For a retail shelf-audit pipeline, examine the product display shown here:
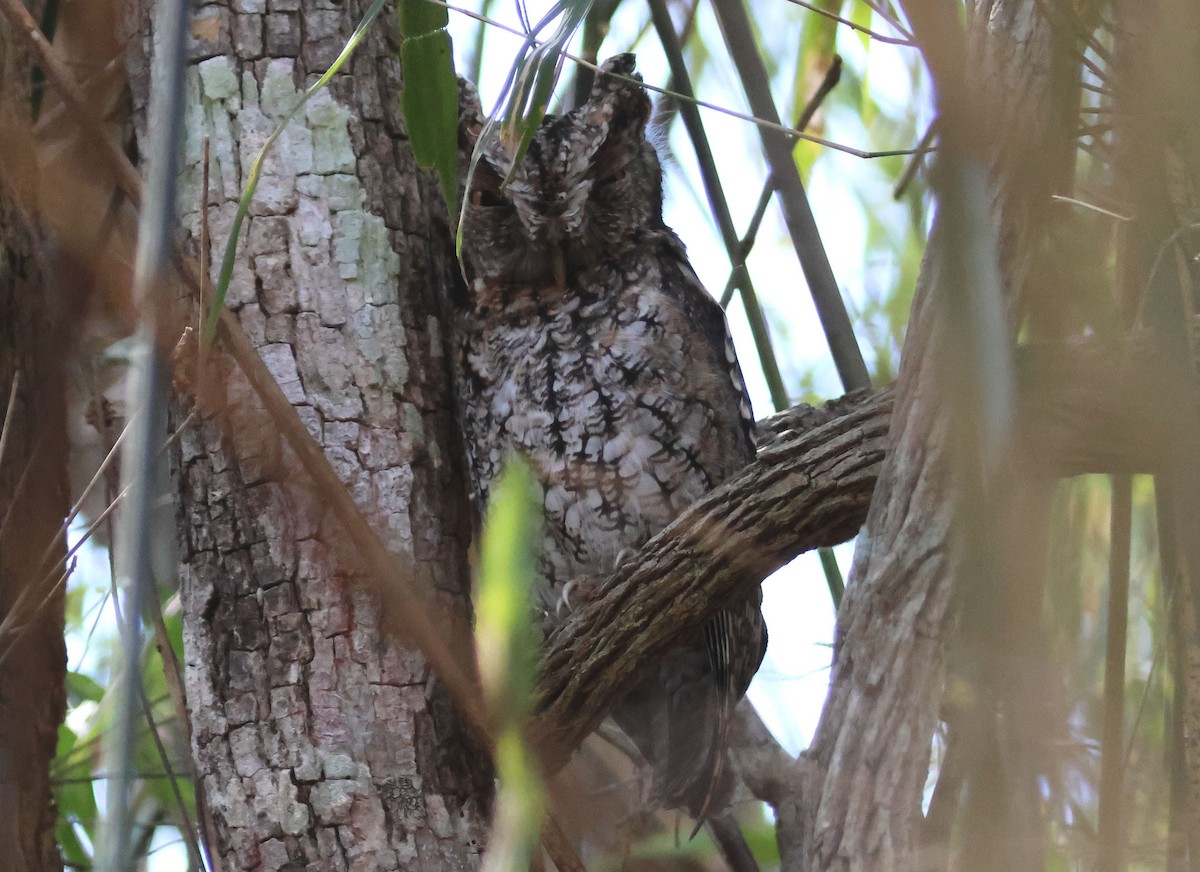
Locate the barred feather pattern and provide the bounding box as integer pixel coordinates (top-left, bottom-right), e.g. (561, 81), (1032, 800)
(453, 54), (767, 821)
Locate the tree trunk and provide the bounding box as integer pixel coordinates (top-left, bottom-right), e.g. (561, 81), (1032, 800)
(121, 0), (494, 865)
(0, 122), (69, 872)
(790, 2), (1078, 869)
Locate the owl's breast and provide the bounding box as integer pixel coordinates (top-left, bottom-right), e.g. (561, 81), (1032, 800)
(459, 272), (731, 596)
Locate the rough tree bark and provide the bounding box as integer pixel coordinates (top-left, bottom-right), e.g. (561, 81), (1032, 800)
(102, 1), (1159, 869)
(790, 3), (1078, 870)
(0, 26), (70, 872)
(532, 328), (1200, 776)
(4, 0), (1192, 863)
(121, 0), (493, 866)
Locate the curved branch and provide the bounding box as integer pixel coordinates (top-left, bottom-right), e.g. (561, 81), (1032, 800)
(530, 335), (1185, 772)
(531, 390), (891, 769)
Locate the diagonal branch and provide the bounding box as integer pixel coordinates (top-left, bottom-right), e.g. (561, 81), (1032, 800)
(531, 335), (1191, 771)
(532, 389), (890, 769)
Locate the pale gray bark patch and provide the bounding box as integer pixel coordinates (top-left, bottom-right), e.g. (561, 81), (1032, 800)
(124, 0), (492, 866)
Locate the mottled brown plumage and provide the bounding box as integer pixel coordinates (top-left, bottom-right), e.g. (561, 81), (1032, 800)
(453, 54), (766, 820)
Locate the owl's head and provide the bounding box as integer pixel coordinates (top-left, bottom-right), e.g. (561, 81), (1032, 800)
(459, 54), (664, 291)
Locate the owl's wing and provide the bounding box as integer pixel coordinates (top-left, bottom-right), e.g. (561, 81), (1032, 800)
(657, 232), (757, 468)
(631, 233), (767, 823)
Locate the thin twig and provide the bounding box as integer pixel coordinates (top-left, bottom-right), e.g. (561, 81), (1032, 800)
(0, 558), (76, 664)
(97, 402), (210, 872)
(1032, 0), (1114, 69)
(1097, 474), (1130, 872)
(717, 56), (844, 310)
(430, 0), (922, 158)
(1050, 194), (1130, 222)
(0, 411), (192, 668)
(649, 0), (789, 411)
(52, 692), (179, 772)
(105, 112), (176, 851)
(0, 0), (143, 206)
(711, 0), (871, 392)
(892, 117), (937, 200)
(858, 0), (913, 39)
(0, 370), (20, 474)
(783, 0), (914, 45)
(105, 560), (207, 872)
(54, 771), (190, 784)
(0, 487), (125, 665)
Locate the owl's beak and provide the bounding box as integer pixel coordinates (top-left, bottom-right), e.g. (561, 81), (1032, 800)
(550, 243), (567, 293)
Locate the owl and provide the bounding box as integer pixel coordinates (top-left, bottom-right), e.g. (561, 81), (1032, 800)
(453, 54), (767, 822)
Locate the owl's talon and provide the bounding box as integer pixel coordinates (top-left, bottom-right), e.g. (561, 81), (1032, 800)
(557, 576), (604, 617)
(555, 583), (575, 618)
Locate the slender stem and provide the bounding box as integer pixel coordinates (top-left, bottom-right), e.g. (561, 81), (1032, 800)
(783, 0), (914, 45)
(1097, 474), (1131, 872)
(817, 547), (844, 610)
(710, 0), (871, 392)
(648, 0), (789, 411)
(718, 56), (843, 309)
(433, 0), (919, 157)
(1159, 482), (1191, 872)
(97, 0), (188, 863)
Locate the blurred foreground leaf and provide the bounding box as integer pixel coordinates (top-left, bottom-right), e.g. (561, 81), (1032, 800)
(399, 0), (459, 208)
(476, 456), (544, 872)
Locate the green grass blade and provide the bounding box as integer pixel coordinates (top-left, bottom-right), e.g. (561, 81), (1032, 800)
(399, 0), (459, 209)
(456, 0), (592, 259)
(475, 457), (544, 872)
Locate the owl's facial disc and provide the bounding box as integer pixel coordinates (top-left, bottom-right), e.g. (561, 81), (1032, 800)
(460, 54), (662, 289)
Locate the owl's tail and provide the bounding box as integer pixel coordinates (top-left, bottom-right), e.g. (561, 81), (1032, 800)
(608, 599), (766, 825)
(609, 642), (732, 820)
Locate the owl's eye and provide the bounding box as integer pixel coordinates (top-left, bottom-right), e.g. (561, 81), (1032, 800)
(471, 189), (507, 208)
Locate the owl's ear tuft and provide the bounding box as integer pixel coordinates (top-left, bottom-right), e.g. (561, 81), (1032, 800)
(589, 53), (651, 136)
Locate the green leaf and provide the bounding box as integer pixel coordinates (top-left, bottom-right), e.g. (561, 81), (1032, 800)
(397, 0), (447, 36)
(851, 0), (873, 52)
(57, 821), (91, 868)
(475, 456), (544, 872)
(66, 670), (106, 705)
(791, 1), (840, 182)
(792, 135), (822, 184)
(54, 723), (99, 864)
(475, 456), (540, 718)
(796, 0), (839, 97)
(457, 0), (593, 259)
(485, 729), (544, 872)
(401, 27), (459, 208)
(468, 0), (594, 177)
(853, 3), (876, 126)
(501, 0), (592, 163)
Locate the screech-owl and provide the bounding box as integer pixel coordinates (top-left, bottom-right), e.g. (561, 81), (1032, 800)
(453, 54), (767, 821)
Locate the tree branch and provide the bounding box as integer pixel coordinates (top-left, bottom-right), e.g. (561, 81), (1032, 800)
(531, 335), (1187, 772)
(532, 389), (889, 768)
